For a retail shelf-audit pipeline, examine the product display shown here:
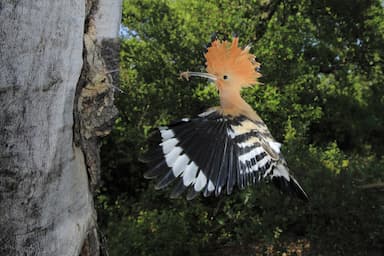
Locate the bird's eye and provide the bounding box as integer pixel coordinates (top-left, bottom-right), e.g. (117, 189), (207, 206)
(223, 75), (229, 80)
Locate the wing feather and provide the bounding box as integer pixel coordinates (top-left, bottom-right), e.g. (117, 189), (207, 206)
(203, 121), (226, 197)
(143, 110), (308, 200)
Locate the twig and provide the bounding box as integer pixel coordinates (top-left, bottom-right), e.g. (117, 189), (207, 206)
(359, 182), (384, 190)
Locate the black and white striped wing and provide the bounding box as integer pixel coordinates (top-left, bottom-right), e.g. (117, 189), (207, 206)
(229, 116), (308, 201)
(143, 109), (308, 200)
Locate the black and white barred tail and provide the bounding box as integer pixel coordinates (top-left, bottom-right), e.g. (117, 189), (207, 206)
(143, 109), (308, 201)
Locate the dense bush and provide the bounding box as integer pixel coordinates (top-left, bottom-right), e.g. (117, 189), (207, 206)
(98, 0), (384, 255)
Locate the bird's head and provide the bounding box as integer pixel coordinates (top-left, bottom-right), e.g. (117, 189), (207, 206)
(181, 37), (261, 94)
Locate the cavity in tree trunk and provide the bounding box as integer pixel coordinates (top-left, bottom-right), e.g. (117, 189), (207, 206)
(0, 1), (121, 255)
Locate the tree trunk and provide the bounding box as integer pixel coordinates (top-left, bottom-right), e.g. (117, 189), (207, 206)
(0, 1), (121, 255)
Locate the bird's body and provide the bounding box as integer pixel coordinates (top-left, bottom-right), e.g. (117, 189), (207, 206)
(144, 36), (308, 201)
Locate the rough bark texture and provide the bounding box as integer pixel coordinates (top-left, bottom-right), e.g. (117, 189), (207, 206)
(75, 1), (120, 254)
(0, 1), (121, 255)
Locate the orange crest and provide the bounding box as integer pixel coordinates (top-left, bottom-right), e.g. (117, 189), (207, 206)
(204, 37), (261, 87)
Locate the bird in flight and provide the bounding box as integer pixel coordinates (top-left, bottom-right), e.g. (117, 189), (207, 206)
(143, 36), (308, 201)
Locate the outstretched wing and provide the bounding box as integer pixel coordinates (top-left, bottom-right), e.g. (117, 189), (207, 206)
(143, 109), (308, 200)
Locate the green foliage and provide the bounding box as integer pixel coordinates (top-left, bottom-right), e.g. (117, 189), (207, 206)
(99, 0), (384, 255)
(105, 209), (198, 256)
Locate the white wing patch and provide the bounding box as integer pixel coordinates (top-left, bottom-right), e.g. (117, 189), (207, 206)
(198, 108), (217, 117)
(238, 147), (263, 163)
(237, 137), (260, 148)
(172, 154), (190, 177)
(194, 171), (207, 192)
(161, 138), (178, 154)
(271, 163), (290, 181)
(207, 180), (215, 192)
(165, 146), (182, 167)
(160, 128), (175, 140)
(182, 161), (198, 186)
(269, 141), (282, 154)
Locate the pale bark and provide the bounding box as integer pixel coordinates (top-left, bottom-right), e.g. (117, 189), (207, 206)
(94, 0), (123, 40)
(0, 1), (121, 255)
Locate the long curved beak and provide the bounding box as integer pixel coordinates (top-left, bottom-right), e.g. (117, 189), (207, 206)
(180, 71), (217, 81)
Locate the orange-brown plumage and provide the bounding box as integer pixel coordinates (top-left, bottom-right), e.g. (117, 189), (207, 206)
(181, 37), (263, 121)
(204, 37), (261, 89)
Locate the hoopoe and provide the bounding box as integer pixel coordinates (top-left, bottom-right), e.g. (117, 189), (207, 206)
(143, 36), (308, 201)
